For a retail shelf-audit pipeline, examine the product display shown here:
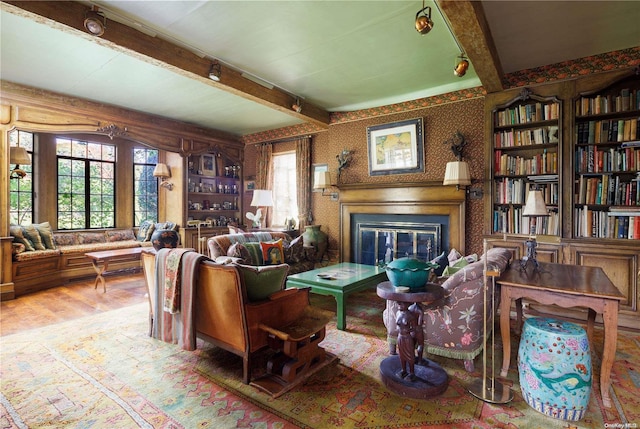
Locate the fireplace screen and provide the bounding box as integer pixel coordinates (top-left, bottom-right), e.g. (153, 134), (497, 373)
(354, 221), (442, 266)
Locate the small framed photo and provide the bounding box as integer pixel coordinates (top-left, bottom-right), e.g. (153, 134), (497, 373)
(312, 164), (328, 192)
(200, 154), (216, 176)
(367, 118), (424, 176)
(245, 180), (256, 191)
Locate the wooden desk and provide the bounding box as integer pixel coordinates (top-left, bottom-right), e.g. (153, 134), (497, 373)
(497, 261), (624, 408)
(85, 247), (144, 292)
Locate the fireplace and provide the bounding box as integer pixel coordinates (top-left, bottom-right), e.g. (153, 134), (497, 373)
(338, 182), (466, 264)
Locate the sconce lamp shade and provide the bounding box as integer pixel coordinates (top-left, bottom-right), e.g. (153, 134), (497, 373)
(523, 190), (548, 217)
(153, 163), (171, 178)
(10, 147), (31, 165)
(250, 189), (274, 207)
(314, 171), (332, 189)
(443, 161), (471, 187)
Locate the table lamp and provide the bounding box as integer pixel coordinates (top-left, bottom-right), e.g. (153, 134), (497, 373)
(520, 189), (548, 271)
(246, 189), (273, 228)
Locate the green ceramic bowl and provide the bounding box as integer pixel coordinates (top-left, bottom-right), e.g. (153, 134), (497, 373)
(385, 257), (437, 289)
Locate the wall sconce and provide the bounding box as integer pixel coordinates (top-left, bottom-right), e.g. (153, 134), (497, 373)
(9, 146), (31, 180)
(314, 171), (338, 200)
(153, 163), (173, 190)
(292, 97), (303, 113)
(208, 60), (221, 81)
(443, 131), (472, 191)
(415, 0), (434, 34)
(454, 54), (470, 77)
(84, 6), (106, 36)
(520, 189), (549, 271)
(246, 189), (274, 228)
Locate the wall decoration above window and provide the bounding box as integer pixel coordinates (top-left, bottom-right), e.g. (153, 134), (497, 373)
(367, 118), (424, 176)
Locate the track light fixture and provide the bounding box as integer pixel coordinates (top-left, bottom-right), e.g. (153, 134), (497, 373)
(454, 54), (470, 77)
(208, 60), (221, 81)
(292, 98), (302, 113)
(415, 0), (434, 35)
(84, 6), (106, 36)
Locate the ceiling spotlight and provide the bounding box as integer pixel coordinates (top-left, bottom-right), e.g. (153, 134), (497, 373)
(454, 54), (470, 77)
(208, 60), (221, 82)
(415, 1), (434, 35)
(292, 98), (302, 113)
(84, 6), (106, 36)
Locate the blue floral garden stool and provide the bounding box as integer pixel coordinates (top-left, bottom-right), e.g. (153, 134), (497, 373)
(518, 317), (592, 421)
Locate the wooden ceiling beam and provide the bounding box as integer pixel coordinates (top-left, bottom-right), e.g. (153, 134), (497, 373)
(3, 1), (330, 129)
(439, 0), (504, 93)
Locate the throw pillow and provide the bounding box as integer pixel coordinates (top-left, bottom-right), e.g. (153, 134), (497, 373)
(22, 224), (46, 250)
(235, 263), (289, 302)
(34, 222), (56, 250)
(9, 224), (35, 251)
(227, 242), (250, 263)
(137, 220), (155, 242)
(106, 229), (136, 242)
(260, 239), (285, 265)
(447, 248), (463, 265)
(78, 232), (106, 244)
(242, 242), (264, 265)
(283, 236), (305, 264)
(430, 251), (449, 276)
(442, 256), (469, 277)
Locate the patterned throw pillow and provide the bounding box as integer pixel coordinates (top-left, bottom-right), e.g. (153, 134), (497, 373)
(78, 232), (106, 244)
(430, 251), (449, 276)
(9, 224), (35, 251)
(447, 248), (463, 265)
(442, 256), (469, 277)
(22, 224), (46, 251)
(260, 239), (285, 265)
(242, 243), (264, 265)
(105, 229), (136, 242)
(34, 222), (56, 249)
(283, 236), (305, 263)
(137, 220), (155, 242)
(235, 263), (289, 302)
(227, 242), (250, 263)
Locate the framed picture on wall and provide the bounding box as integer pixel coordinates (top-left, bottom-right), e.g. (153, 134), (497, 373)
(366, 118), (424, 176)
(200, 154), (216, 176)
(312, 163), (328, 192)
(245, 180), (256, 192)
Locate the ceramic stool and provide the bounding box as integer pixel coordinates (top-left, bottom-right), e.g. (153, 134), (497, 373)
(518, 317), (592, 421)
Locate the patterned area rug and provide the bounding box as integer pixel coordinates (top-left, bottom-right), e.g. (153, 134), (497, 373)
(1, 288), (639, 428)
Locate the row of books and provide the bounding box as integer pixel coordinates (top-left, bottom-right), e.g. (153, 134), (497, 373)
(495, 150), (558, 176)
(494, 102), (559, 127)
(575, 175), (640, 206)
(575, 146), (640, 173)
(576, 118), (640, 144)
(495, 178), (558, 205)
(492, 208), (559, 236)
(575, 88), (640, 117)
(574, 206), (640, 239)
(494, 125), (559, 147)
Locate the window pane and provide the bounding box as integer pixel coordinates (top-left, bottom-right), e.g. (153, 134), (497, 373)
(133, 148), (159, 225)
(271, 152), (298, 226)
(8, 130), (34, 225)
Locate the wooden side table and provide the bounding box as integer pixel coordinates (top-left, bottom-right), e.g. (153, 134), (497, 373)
(376, 281), (448, 399)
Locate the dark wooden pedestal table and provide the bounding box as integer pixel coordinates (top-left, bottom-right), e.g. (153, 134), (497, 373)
(377, 281), (449, 399)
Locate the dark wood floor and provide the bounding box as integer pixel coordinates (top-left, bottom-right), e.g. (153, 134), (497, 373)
(0, 272), (148, 337)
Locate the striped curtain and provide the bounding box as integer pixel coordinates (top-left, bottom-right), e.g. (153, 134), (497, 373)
(296, 136), (312, 229)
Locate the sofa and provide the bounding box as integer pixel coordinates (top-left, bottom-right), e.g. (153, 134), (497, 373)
(207, 231), (315, 274)
(383, 247), (513, 372)
(9, 221), (177, 296)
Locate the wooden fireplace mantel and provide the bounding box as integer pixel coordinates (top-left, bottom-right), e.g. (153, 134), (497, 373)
(338, 182), (466, 262)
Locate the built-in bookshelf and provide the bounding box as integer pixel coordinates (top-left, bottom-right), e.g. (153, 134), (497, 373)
(491, 88), (561, 236)
(573, 73), (640, 240)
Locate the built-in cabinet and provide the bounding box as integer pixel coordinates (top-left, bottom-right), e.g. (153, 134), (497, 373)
(484, 68), (640, 330)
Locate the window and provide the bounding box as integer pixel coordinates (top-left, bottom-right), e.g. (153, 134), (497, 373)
(8, 130), (34, 225)
(133, 148), (159, 225)
(271, 152), (298, 226)
(57, 138), (115, 229)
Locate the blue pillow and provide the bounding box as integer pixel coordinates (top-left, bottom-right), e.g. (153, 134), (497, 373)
(431, 251), (448, 276)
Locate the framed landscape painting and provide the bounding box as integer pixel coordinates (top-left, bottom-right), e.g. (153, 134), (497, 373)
(367, 118), (424, 176)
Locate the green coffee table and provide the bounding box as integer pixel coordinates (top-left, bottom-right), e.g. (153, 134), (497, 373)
(286, 262), (387, 330)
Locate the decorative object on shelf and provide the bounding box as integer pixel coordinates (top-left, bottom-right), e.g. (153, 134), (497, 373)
(284, 216), (297, 231)
(467, 239), (513, 404)
(414, 0), (433, 34)
(520, 189), (549, 271)
(153, 163), (173, 190)
(9, 146), (30, 180)
(384, 257), (437, 290)
(83, 6), (106, 36)
(200, 154), (216, 176)
(301, 225), (328, 262)
(336, 149), (352, 183)
(246, 189), (273, 228)
(208, 60), (221, 81)
(443, 131), (471, 191)
(367, 118), (424, 176)
(313, 171), (338, 199)
(151, 229), (179, 251)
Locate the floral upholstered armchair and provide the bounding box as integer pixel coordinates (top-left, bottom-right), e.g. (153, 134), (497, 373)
(383, 247), (512, 372)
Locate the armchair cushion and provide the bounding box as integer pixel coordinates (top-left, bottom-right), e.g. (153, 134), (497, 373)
(236, 263), (289, 302)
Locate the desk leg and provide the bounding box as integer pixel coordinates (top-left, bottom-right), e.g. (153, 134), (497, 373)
(600, 300), (619, 409)
(335, 294), (346, 331)
(500, 288), (512, 377)
(91, 260), (108, 293)
(586, 308), (596, 344)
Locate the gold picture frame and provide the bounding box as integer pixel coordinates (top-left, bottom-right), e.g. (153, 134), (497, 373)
(367, 118), (424, 176)
(200, 154), (216, 176)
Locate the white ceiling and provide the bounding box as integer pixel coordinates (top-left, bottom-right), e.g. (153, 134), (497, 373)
(1, 1), (639, 137)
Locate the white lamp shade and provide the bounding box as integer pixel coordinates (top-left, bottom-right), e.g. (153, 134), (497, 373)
(10, 147), (31, 165)
(314, 171), (332, 189)
(250, 189), (274, 207)
(523, 190), (548, 217)
(153, 163), (170, 178)
(443, 161), (471, 186)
